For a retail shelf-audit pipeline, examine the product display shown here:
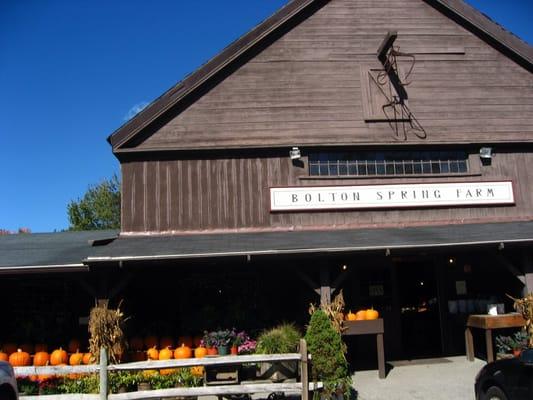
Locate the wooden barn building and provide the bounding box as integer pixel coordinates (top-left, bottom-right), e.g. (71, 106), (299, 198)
(2, 0), (533, 366)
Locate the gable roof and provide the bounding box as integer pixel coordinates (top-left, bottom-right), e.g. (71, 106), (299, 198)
(107, 0), (533, 152)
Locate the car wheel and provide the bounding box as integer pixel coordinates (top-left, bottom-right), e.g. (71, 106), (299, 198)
(483, 386), (508, 400)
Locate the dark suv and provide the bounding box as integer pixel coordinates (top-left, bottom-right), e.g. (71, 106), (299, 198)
(475, 348), (533, 400)
(0, 361), (18, 400)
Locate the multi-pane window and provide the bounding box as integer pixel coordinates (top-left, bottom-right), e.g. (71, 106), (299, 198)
(309, 150), (469, 177)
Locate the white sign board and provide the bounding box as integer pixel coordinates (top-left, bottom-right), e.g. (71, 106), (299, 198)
(270, 181), (514, 211)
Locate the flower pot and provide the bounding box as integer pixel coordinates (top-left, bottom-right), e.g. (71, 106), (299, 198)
(217, 345), (229, 356)
(230, 345), (238, 355)
(207, 346), (218, 356)
(137, 382), (151, 391)
(513, 349), (522, 357)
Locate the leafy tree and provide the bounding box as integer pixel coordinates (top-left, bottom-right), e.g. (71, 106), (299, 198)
(67, 175), (120, 230)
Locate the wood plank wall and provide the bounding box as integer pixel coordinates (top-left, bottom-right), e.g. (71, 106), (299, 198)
(121, 150), (533, 233)
(128, 0), (533, 151)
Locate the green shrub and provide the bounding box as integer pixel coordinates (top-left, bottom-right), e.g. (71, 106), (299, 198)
(305, 309), (352, 399)
(256, 323), (301, 354)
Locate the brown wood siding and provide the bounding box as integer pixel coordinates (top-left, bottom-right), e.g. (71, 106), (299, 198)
(126, 0), (533, 151)
(120, 149), (533, 233)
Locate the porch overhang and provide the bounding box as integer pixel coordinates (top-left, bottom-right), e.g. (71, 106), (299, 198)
(0, 230), (118, 274)
(85, 221), (533, 263)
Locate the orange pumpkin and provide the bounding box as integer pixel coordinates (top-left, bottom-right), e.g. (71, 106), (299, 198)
(50, 348), (68, 365)
(159, 347), (173, 360)
(191, 366), (204, 377)
(129, 337), (144, 351)
(82, 353), (93, 364)
(9, 349), (31, 366)
(159, 337), (174, 350)
(365, 308), (379, 320)
(178, 336), (193, 348)
(2, 343), (17, 355)
(345, 311), (357, 321)
(34, 343), (48, 353)
(69, 351), (84, 365)
(194, 346), (208, 358)
(144, 335), (159, 350)
(33, 351), (50, 366)
(68, 339), (81, 353)
(0, 351), (8, 362)
(174, 344), (192, 359)
(20, 343), (34, 354)
(146, 347), (159, 360)
(355, 310), (367, 320)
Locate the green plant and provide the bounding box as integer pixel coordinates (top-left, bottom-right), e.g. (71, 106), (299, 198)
(512, 331), (529, 350)
(57, 375), (99, 394)
(16, 377), (39, 395)
(109, 371), (138, 393)
(496, 334), (514, 354)
(256, 323), (301, 354)
(305, 309), (352, 400)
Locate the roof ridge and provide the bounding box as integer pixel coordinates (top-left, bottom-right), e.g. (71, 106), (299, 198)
(107, 0), (533, 152)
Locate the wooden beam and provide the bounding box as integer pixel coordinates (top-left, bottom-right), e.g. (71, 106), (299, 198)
(377, 31), (398, 63)
(331, 268), (351, 295)
(109, 273), (132, 300)
(295, 270), (320, 295)
(497, 254), (526, 285)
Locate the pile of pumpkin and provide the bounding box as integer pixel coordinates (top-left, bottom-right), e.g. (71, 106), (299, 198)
(345, 308), (380, 321)
(128, 335), (207, 377)
(0, 340), (94, 381)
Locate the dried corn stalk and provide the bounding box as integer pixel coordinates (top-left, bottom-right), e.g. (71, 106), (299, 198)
(509, 293), (533, 348)
(88, 301), (128, 363)
(309, 289), (346, 334)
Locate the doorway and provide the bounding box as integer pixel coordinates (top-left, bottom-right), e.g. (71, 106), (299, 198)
(396, 259), (442, 358)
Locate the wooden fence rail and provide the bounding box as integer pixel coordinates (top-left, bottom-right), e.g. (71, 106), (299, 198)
(16, 339), (314, 400)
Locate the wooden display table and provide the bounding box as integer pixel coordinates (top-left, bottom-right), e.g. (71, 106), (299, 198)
(342, 319), (385, 379)
(465, 313), (526, 363)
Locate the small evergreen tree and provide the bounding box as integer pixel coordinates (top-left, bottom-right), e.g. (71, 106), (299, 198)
(305, 309), (352, 399)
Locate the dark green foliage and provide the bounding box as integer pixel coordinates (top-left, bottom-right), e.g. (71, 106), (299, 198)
(67, 174), (121, 230)
(305, 309), (352, 399)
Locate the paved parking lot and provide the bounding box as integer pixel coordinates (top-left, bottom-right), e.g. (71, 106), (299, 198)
(353, 356), (486, 400)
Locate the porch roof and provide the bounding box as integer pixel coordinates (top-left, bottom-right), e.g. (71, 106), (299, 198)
(0, 230), (118, 273)
(86, 221), (533, 263)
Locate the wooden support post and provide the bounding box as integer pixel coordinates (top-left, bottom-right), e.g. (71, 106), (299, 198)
(465, 327), (474, 361)
(435, 259), (449, 355)
(389, 259), (403, 358)
(320, 266), (331, 306)
(300, 339), (309, 400)
(100, 348), (108, 400)
(376, 333), (385, 379)
(485, 329), (494, 363)
(522, 251), (533, 296)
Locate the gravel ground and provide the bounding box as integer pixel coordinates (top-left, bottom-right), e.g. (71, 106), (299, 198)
(353, 356), (486, 400)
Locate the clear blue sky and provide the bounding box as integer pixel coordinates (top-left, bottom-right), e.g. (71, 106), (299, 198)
(1, 0), (531, 233)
